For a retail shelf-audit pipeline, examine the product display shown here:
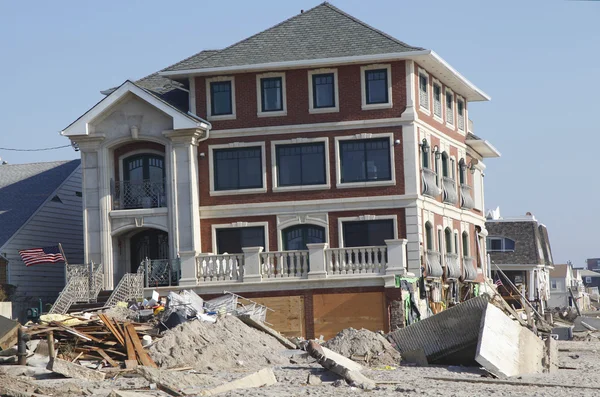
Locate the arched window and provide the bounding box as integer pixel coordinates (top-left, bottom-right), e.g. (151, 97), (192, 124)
(121, 154), (166, 209)
(421, 139), (430, 169)
(124, 154), (165, 182)
(462, 231), (470, 257)
(282, 225), (325, 251)
(425, 222), (433, 251)
(444, 227), (453, 254)
(441, 152), (449, 178)
(459, 158), (467, 185)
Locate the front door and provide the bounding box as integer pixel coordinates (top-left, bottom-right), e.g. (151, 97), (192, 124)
(130, 229), (169, 272)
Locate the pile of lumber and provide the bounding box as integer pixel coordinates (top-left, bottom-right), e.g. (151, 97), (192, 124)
(26, 313), (158, 370)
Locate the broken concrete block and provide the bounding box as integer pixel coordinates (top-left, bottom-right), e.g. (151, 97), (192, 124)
(544, 337), (558, 373)
(0, 316), (19, 351)
(46, 358), (106, 381)
(200, 367), (277, 396)
(475, 303), (545, 377)
(307, 373), (322, 385)
(402, 348), (428, 366)
(573, 316), (600, 332)
(109, 391), (156, 397)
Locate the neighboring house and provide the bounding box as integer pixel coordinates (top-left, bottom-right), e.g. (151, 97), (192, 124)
(548, 264), (587, 310)
(486, 209), (553, 313)
(0, 160), (83, 320)
(60, 3), (499, 338)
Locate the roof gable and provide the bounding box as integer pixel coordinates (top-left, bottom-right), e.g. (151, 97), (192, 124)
(0, 160), (80, 249)
(164, 3), (423, 72)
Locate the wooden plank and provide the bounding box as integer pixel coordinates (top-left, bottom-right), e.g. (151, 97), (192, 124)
(125, 323), (157, 368)
(53, 323), (103, 343)
(98, 314), (124, 346)
(93, 348), (119, 367)
(250, 296), (305, 338)
(123, 323), (136, 362)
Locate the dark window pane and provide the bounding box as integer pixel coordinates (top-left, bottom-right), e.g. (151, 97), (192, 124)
(276, 143), (326, 186)
(343, 220), (394, 247)
(434, 85), (441, 101)
(312, 73), (335, 108)
(446, 93), (453, 109)
(489, 239), (502, 251)
(210, 81), (232, 115)
(216, 227), (265, 254)
(457, 100), (464, 116)
(365, 69), (388, 104)
(283, 225), (325, 251)
(214, 147), (262, 191)
(504, 238), (515, 251)
(261, 77), (283, 112)
(340, 138), (391, 183)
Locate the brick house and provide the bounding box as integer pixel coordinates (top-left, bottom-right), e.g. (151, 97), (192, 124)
(486, 209), (553, 313)
(61, 3), (499, 338)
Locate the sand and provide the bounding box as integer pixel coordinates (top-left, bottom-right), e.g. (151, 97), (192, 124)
(323, 328), (401, 367)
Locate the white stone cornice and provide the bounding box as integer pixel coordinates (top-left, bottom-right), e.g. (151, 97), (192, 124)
(163, 128), (207, 146)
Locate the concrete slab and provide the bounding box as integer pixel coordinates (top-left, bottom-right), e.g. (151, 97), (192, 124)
(47, 358), (106, 381)
(573, 316), (600, 332)
(199, 368), (277, 396)
(551, 326), (573, 340)
(0, 315), (19, 351)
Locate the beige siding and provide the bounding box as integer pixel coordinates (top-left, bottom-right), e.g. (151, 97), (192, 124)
(2, 166), (83, 320)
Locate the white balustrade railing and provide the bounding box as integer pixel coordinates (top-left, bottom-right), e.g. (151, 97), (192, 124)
(260, 250), (309, 278)
(325, 246), (387, 275)
(196, 253), (244, 282)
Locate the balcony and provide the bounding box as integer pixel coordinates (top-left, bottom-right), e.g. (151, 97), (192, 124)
(462, 256), (477, 281)
(445, 253), (461, 279)
(421, 168), (441, 197)
(112, 179), (167, 210)
(425, 250), (443, 278)
(442, 177), (458, 205)
(460, 184), (474, 209)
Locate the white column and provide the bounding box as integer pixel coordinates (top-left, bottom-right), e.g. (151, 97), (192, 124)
(242, 246), (263, 282)
(405, 206), (421, 274)
(307, 243), (328, 279)
(528, 270), (536, 301)
(402, 123), (419, 196)
(164, 129), (204, 286)
(385, 239), (407, 276)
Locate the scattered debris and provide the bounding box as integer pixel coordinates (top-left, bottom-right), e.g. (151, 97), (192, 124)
(198, 367), (277, 396)
(323, 327), (401, 367)
(47, 357), (106, 381)
(237, 314), (296, 349)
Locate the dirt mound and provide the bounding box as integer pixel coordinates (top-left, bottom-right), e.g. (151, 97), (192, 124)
(324, 328), (401, 367)
(149, 315), (289, 371)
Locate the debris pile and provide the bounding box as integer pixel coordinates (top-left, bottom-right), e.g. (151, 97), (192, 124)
(323, 327), (401, 367)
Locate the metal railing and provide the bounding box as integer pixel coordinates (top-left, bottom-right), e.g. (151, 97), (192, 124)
(106, 269), (144, 307)
(325, 246), (387, 275)
(112, 178), (167, 210)
(261, 250), (309, 278)
(49, 263), (104, 314)
(462, 256), (477, 281)
(442, 177), (458, 205)
(421, 168), (441, 197)
(425, 250), (443, 278)
(140, 258), (180, 287)
(460, 184), (474, 209)
(445, 253), (461, 279)
(197, 253), (244, 282)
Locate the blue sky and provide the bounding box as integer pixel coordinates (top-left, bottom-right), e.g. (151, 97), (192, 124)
(0, 1), (597, 266)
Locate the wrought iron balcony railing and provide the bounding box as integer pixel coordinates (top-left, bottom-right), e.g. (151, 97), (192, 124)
(112, 179), (167, 210)
(460, 184), (474, 209)
(442, 177), (458, 205)
(421, 168), (441, 197)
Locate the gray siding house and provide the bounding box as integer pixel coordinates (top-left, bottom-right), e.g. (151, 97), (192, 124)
(0, 160), (83, 320)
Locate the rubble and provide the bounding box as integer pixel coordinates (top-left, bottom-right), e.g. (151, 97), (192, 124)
(47, 357), (106, 381)
(198, 367), (277, 396)
(323, 327), (401, 367)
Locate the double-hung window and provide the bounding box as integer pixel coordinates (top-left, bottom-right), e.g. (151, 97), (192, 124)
(365, 69), (388, 104)
(419, 73), (429, 111)
(261, 77), (283, 112)
(433, 83), (442, 118)
(213, 147), (263, 191)
(312, 73), (335, 109)
(276, 142), (326, 187)
(210, 81), (232, 116)
(446, 90), (454, 125)
(457, 98), (465, 131)
(339, 138), (391, 183)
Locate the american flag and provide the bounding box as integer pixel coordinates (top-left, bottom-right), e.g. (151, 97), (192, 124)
(494, 276), (504, 287)
(19, 245), (65, 267)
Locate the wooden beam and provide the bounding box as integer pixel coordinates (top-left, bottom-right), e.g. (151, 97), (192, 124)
(98, 314), (124, 346)
(125, 323), (157, 368)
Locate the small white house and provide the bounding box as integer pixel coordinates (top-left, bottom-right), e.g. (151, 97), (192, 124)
(0, 160), (83, 320)
(549, 264), (587, 310)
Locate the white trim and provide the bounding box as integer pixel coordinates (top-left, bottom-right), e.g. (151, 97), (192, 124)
(109, 207), (168, 219)
(206, 76), (237, 121)
(417, 120), (467, 151)
(417, 67), (430, 115)
(308, 68), (340, 114)
(208, 141), (267, 196)
(334, 132), (396, 189)
(431, 78), (443, 123)
(189, 77), (196, 115)
(61, 81), (206, 136)
(337, 214), (398, 248)
(445, 88), (455, 129)
(211, 221), (270, 253)
(256, 71), (287, 117)
(158, 50), (490, 102)
(271, 137), (331, 192)
(276, 213), (329, 251)
(456, 95), (466, 133)
(360, 64), (393, 110)
(405, 61), (416, 118)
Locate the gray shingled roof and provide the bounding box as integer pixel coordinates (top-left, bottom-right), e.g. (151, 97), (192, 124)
(0, 160), (80, 248)
(164, 2), (423, 72)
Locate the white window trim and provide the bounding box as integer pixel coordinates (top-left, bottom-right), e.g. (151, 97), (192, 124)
(431, 78), (443, 123)
(418, 68), (430, 115)
(276, 213), (329, 251)
(256, 72), (287, 118)
(211, 221), (270, 253)
(308, 68), (339, 114)
(360, 64), (393, 110)
(206, 76), (236, 121)
(334, 132), (396, 189)
(271, 137), (331, 192)
(487, 236), (515, 252)
(337, 214), (398, 248)
(456, 95), (466, 133)
(208, 141), (267, 196)
(445, 88), (455, 129)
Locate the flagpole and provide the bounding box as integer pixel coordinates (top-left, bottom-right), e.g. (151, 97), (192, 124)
(58, 243), (68, 266)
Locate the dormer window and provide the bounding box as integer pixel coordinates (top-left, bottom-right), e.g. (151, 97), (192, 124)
(487, 237), (516, 252)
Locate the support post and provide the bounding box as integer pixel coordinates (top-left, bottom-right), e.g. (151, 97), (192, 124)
(242, 247), (264, 282)
(385, 239), (408, 276)
(307, 243), (328, 279)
